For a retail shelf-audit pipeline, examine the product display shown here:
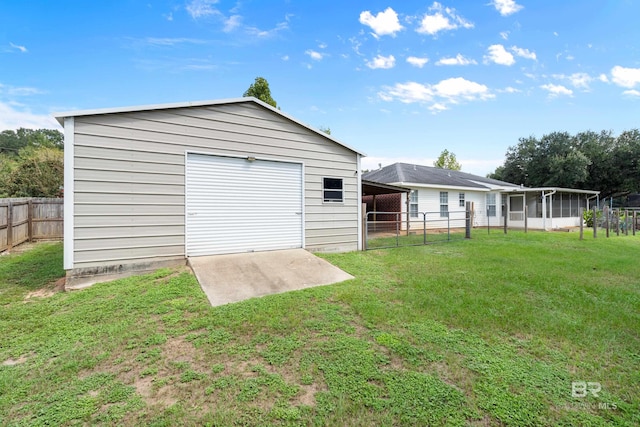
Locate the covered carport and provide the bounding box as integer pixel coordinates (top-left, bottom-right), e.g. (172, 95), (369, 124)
(361, 179), (411, 245)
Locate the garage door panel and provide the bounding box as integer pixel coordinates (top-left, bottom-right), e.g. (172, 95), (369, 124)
(186, 154), (303, 256)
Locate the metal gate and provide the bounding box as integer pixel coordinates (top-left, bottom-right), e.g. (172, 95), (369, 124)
(365, 210), (471, 250)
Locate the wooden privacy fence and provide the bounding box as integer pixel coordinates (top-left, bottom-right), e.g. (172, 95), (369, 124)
(0, 198), (63, 252)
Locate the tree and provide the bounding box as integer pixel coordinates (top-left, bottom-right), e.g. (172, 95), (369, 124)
(319, 126), (331, 135)
(0, 128), (63, 156)
(2, 147), (63, 197)
(489, 129), (640, 198)
(433, 149), (462, 170)
(243, 77), (278, 108)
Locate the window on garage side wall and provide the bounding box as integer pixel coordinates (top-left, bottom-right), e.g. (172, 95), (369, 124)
(323, 177), (343, 203)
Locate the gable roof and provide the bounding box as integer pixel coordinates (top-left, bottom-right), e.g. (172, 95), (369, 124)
(53, 97), (366, 156)
(363, 162), (519, 190)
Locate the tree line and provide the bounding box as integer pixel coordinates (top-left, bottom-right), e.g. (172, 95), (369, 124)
(0, 128), (64, 198)
(489, 129), (640, 199)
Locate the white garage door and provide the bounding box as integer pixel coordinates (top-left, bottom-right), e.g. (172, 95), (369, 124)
(186, 153), (303, 256)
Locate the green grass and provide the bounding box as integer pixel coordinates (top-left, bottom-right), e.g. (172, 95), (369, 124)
(0, 234), (639, 426)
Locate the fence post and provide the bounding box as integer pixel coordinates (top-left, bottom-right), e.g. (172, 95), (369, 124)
(423, 212), (427, 244)
(28, 200), (33, 242)
(625, 210), (629, 236)
(503, 203), (507, 234)
(579, 207), (584, 240)
(395, 212), (400, 247)
(362, 204), (367, 251)
(447, 211), (451, 241)
(6, 201), (13, 251)
(604, 206), (609, 238)
(616, 209), (620, 236)
(465, 202), (471, 239)
(634, 211), (637, 236)
(593, 206), (597, 238)
(524, 205), (528, 233)
(487, 208), (490, 234)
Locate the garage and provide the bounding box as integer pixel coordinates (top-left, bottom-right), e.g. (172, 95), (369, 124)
(186, 153), (303, 256)
(56, 97), (363, 286)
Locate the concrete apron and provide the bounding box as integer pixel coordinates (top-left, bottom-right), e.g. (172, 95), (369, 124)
(188, 249), (354, 307)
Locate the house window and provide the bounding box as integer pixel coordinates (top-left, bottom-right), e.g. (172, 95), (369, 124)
(323, 177), (343, 203)
(440, 192), (448, 217)
(486, 193), (496, 217)
(459, 192), (465, 207)
(409, 190), (419, 218)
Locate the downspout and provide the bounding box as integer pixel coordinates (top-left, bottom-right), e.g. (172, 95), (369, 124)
(541, 189), (556, 231)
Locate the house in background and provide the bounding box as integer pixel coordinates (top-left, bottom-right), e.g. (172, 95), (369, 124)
(363, 163), (599, 230)
(55, 97), (365, 286)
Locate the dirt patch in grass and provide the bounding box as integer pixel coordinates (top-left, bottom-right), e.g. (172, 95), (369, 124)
(2, 353), (30, 366)
(24, 277), (65, 300)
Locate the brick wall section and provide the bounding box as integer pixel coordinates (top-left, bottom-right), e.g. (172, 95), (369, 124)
(363, 193), (402, 231)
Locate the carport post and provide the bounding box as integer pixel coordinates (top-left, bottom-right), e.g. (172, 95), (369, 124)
(579, 207), (584, 240)
(593, 206), (597, 238)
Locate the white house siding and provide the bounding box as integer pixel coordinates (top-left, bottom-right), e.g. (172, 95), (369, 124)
(70, 102), (359, 270)
(400, 188), (505, 230)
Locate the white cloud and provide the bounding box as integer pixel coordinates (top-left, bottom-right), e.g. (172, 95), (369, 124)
(436, 53), (477, 66)
(484, 44), (515, 66)
(510, 46), (536, 60)
(379, 81), (434, 103)
(223, 15), (242, 32)
(305, 49), (324, 61)
(9, 42), (27, 53)
(406, 56), (429, 68)
(500, 31), (509, 40)
(416, 2), (473, 36)
(623, 89), (640, 97)
(246, 21), (288, 38)
(186, 0), (219, 19)
(540, 84), (573, 97)
(557, 72), (592, 89)
(378, 77), (493, 111)
(611, 65), (640, 88)
(359, 7), (404, 37)
(503, 86), (521, 93)
(366, 54), (396, 69)
(0, 101), (59, 130)
(491, 0), (523, 16)
(281, 55), (289, 61)
(598, 74), (609, 83)
(318, 42), (327, 49)
(433, 77), (494, 102)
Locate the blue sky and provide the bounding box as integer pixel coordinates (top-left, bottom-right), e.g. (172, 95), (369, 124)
(2, 0), (640, 175)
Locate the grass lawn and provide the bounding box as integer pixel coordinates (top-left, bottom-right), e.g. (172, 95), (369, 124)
(0, 232), (638, 426)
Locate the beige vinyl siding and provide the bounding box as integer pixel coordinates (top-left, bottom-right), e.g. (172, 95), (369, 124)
(72, 102), (358, 268)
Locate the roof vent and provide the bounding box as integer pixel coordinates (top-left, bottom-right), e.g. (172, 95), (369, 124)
(378, 163), (382, 170)
(413, 165), (416, 171)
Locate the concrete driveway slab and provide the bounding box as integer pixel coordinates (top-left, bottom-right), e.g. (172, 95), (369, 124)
(188, 249), (354, 306)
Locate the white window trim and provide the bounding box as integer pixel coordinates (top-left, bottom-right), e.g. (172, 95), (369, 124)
(322, 177), (344, 203)
(440, 191), (449, 217)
